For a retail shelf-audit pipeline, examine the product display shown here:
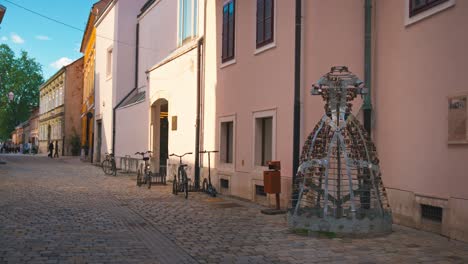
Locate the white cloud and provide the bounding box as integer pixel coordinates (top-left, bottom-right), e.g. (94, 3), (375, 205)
(0, 36), (7, 42)
(74, 42), (81, 53)
(50, 57), (73, 70)
(36, 35), (51, 41)
(11, 33), (24, 44)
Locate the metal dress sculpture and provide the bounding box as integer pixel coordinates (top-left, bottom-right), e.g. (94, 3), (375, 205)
(289, 66), (392, 235)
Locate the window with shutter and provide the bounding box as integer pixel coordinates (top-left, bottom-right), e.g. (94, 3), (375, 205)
(409, 0), (449, 17)
(256, 0), (274, 48)
(222, 0), (235, 63)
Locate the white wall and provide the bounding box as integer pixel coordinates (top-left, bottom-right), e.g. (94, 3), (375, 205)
(113, 0), (178, 160)
(95, 3), (116, 157)
(115, 101), (149, 158)
(138, 0), (178, 91)
(149, 48), (198, 179)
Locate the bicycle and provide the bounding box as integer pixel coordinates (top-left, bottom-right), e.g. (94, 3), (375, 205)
(170, 152), (192, 199)
(135, 151), (152, 189)
(200, 150), (218, 197)
(102, 152), (117, 176)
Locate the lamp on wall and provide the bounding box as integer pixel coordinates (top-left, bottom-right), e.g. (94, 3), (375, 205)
(0, 5), (6, 25)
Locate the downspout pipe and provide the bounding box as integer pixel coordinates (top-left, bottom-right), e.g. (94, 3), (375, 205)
(292, 0), (302, 208)
(363, 0), (372, 136)
(112, 22), (140, 153)
(194, 37), (204, 190)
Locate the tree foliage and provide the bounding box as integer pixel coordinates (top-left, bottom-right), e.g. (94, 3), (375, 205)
(0, 44), (44, 140)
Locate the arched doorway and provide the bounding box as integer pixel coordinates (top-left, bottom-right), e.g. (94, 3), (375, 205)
(151, 99), (169, 176)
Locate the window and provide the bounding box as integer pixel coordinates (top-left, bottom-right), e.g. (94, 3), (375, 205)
(410, 0), (448, 17)
(179, 0), (198, 45)
(106, 47), (113, 78)
(256, 0), (274, 48)
(220, 121), (233, 163)
(255, 116), (272, 166)
(222, 0), (235, 63)
(55, 90), (58, 108)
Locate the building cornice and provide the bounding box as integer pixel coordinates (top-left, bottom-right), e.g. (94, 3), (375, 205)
(95, 0), (117, 28)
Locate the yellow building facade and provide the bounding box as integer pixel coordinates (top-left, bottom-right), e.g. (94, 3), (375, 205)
(80, 0), (109, 161)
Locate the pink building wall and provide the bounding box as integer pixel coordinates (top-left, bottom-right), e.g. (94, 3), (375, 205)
(374, 0), (468, 241)
(214, 0), (468, 241)
(215, 0), (295, 205)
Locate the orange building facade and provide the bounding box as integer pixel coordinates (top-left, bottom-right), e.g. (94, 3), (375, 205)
(80, 0), (109, 162)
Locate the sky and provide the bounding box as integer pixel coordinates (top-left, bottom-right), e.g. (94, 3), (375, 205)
(0, 0), (97, 79)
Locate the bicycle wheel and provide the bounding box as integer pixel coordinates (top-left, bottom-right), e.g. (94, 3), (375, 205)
(112, 160), (117, 176)
(147, 172), (152, 189)
(210, 186), (217, 197)
(172, 176), (178, 195)
(137, 169), (142, 187)
(102, 160), (112, 175)
(182, 170), (188, 199)
(202, 178), (208, 192)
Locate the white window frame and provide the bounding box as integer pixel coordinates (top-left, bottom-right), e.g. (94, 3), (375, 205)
(253, 0), (277, 55)
(106, 46), (113, 80)
(404, 0), (455, 26)
(177, 0), (198, 46)
(218, 114), (236, 172)
(252, 109), (276, 171)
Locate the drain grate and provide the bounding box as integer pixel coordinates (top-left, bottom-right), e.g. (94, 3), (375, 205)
(212, 202), (243, 209)
(421, 204), (443, 222)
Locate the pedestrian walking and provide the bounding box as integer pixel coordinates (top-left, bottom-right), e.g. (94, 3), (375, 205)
(53, 141), (59, 158)
(48, 142), (54, 158)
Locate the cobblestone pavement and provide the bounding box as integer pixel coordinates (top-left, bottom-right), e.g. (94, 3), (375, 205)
(1, 155), (468, 264)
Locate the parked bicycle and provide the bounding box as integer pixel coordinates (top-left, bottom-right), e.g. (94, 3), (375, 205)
(200, 150), (218, 197)
(135, 151), (152, 189)
(102, 151), (117, 176)
(170, 152), (192, 199)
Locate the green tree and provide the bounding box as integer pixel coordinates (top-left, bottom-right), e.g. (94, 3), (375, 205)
(0, 44), (44, 140)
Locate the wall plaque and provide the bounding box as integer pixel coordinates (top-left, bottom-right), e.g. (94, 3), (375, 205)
(448, 96), (467, 143)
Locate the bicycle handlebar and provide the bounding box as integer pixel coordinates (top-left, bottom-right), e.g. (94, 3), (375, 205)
(170, 152), (193, 158)
(135, 150), (153, 156)
(200, 150), (219, 154)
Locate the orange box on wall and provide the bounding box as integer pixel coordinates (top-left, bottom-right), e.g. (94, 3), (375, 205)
(264, 170), (281, 194)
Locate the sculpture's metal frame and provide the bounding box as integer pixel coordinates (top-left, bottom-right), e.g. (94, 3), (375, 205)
(288, 66), (392, 235)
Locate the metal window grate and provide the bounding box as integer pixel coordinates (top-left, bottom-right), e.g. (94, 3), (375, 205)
(255, 185), (267, 196)
(421, 204), (443, 222)
(220, 179), (229, 189)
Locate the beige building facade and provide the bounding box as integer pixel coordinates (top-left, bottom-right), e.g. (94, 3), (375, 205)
(39, 58), (84, 156)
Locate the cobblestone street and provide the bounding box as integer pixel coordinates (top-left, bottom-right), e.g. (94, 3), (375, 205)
(1, 155), (468, 264)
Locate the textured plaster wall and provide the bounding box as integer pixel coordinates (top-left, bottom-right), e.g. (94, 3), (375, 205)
(63, 58), (84, 156)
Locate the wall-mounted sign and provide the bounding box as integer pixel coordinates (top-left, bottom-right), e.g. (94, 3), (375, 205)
(448, 96), (467, 143)
(171, 116), (178, 131)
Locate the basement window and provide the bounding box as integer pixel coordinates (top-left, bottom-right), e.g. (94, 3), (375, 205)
(255, 185), (266, 196)
(220, 179), (229, 189)
(421, 204), (443, 222)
